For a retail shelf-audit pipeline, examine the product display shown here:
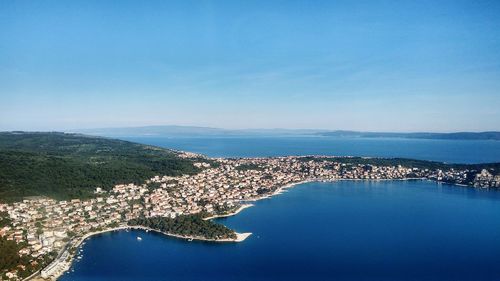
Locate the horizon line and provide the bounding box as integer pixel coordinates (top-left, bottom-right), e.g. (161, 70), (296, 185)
(1, 125), (499, 135)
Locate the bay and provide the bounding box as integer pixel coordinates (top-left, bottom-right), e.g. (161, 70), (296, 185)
(61, 180), (500, 281)
(60, 137), (500, 280)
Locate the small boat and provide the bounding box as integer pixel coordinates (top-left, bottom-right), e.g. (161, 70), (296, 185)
(137, 236), (142, 241)
(188, 238), (193, 242)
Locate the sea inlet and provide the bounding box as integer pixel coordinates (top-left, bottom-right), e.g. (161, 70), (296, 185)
(61, 180), (500, 281)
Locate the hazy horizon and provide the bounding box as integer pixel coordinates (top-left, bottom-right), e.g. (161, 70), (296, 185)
(1, 1), (500, 132)
(1, 124), (498, 135)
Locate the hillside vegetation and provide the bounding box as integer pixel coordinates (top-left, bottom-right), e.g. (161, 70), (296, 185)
(128, 214), (237, 240)
(299, 156), (500, 174)
(0, 132), (200, 202)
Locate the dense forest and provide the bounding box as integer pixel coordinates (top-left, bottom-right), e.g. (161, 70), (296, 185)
(0, 132), (202, 202)
(128, 214), (237, 240)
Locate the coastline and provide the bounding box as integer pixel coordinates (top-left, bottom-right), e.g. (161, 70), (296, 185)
(203, 203), (255, 220)
(44, 225), (251, 280)
(245, 179), (315, 202)
(126, 225), (252, 243)
(42, 180), (312, 280)
(40, 177), (446, 281)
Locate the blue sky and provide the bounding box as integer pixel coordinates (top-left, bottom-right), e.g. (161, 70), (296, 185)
(1, 0), (499, 132)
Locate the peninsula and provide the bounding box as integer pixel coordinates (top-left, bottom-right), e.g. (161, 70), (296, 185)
(0, 132), (499, 280)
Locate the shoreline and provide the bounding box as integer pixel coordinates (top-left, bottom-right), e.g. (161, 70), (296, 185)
(44, 225), (251, 280)
(126, 225), (252, 243)
(203, 203), (255, 220)
(39, 177), (453, 280)
(245, 179), (315, 202)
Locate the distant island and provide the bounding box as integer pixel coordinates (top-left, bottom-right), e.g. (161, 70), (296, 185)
(0, 132), (499, 280)
(72, 125), (500, 140)
(315, 130), (500, 140)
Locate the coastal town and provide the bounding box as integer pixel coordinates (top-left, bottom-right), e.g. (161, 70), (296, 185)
(1, 154), (499, 280)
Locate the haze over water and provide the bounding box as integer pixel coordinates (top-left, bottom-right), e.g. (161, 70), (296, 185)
(60, 137), (500, 281)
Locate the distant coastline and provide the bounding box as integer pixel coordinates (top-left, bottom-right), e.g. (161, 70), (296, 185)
(2, 132), (498, 281)
(315, 130), (500, 141)
(70, 125), (500, 141)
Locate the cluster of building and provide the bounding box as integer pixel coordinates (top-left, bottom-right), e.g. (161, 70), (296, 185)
(0, 156), (498, 280)
(473, 169), (500, 188)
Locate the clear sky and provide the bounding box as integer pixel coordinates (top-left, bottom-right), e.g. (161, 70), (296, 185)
(1, 0), (499, 132)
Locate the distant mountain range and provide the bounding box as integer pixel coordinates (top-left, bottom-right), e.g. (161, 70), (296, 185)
(73, 126), (322, 137)
(72, 126), (500, 140)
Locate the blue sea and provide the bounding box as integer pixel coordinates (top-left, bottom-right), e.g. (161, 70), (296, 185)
(119, 136), (500, 164)
(60, 137), (500, 281)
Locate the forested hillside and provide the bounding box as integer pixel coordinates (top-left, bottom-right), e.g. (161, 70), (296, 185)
(0, 132), (200, 202)
(128, 214), (237, 240)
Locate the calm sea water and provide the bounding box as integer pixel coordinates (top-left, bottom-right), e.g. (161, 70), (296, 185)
(61, 181), (500, 281)
(119, 136), (500, 164)
(60, 137), (500, 281)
